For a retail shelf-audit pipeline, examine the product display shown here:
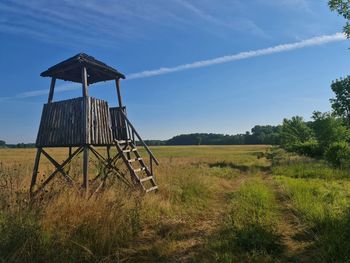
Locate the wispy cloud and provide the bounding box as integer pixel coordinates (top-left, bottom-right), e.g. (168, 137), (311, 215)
(0, 32), (346, 102)
(256, 0), (312, 12)
(128, 32), (346, 79)
(0, 0), (270, 47)
(16, 84), (80, 98)
(0, 84), (80, 102)
(174, 0), (269, 38)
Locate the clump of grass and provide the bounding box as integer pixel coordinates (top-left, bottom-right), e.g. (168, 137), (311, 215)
(266, 147), (350, 180)
(278, 176), (350, 262)
(208, 179), (283, 262)
(272, 159), (350, 180)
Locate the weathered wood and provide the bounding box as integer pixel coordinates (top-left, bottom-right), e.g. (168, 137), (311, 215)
(32, 146), (83, 196)
(36, 97), (113, 147)
(83, 146), (89, 190)
(110, 107), (128, 141)
(82, 67), (88, 97)
(88, 145), (133, 187)
(47, 78), (56, 103)
(33, 53), (160, 195)
(118, 110), (159, 165)
(114, 141), (143, 189)
(146, 186), (158, 193)
(115, 78), (123, 108)
(30, 148), (42, 194)
(41, 53), (125, 84)
(41, 149), (75, 183)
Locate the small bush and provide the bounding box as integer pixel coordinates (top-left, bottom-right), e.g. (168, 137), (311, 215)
(294, 140), (323, 158)
(324, 141), (350, 168)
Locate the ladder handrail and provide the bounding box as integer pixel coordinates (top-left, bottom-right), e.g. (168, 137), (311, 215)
(119, 110), (160, 166)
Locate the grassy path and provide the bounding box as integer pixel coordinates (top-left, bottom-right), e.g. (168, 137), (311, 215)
(262, 174), (315, 262)
(196, 167), (317, 262)
(166, 172), (316, 262)
(176, 175), (250, 262)
(123, 174), (252, 262)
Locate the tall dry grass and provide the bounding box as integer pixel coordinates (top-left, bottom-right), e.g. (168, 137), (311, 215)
(0, 146), (268, 262)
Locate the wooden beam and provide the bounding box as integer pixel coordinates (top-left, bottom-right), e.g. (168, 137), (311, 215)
(82, 66), (88, 97)
(83, 146), (89, 190)
(32, 146), (83, 196)
(89, 145), (132, 187)
(115, 78), (123, 108)
(30, 148), (42, 195)
(47, 78), (56, 103)
(41, 149), (75, 183)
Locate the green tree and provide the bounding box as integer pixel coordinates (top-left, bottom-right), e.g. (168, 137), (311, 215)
(330, 76), (350, 124)
(0, 140), (5, 148)
(329, 0), (350, 37)
(280, 116), (314, 150)
(311, 111), (350, 150)
(249, 125), (280, 145)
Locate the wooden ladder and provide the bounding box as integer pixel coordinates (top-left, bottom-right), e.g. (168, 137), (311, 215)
(114, 140), (158, 193)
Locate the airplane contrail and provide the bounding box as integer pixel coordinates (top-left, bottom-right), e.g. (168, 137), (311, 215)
(0, 32), (346, 101)
(127, 32), (346, 79)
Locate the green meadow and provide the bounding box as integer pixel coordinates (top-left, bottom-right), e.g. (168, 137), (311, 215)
(0, 145), (349, 262)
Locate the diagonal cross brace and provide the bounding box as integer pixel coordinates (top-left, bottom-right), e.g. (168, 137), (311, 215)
(88, 145), (133, 188)
(31, 146), (83, 196)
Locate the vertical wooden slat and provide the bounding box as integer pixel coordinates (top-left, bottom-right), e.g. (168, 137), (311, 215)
(91, 98), (95, 145)
(101, 100), (106, 144)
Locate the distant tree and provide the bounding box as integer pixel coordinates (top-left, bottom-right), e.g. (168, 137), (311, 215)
(280, 116), (314, 150)
(330, 76), (350, 124)
(329, 0), (350, 37)
(141, 140), (166, 146)
(250, 125), (281, 145)
(0, 140), (6, 148)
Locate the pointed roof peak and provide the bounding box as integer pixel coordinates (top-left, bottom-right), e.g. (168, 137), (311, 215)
(41, 53), (126, 84)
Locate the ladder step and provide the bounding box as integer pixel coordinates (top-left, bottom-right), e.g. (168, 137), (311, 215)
(128, 158), (142, 163)
(134, 167), (146, 173)
(146, 186), (158, 193)
(140, 176), (153, 182)
(123, 148), (137, 153)
(117, 139), (132, 145)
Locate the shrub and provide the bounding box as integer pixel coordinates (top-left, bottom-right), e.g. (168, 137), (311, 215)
(324, 141), (350, 168)
(294, 140), (323, 158)
(280, 116), (314, 151)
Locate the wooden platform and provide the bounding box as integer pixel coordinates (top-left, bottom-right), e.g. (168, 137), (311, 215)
(31, 53), (159, 196)
(36, 97), (125, 147)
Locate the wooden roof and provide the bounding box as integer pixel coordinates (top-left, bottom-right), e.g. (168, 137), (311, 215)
(40, 53), (126, 84)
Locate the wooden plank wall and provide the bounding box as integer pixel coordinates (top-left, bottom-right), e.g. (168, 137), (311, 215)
(36, 97), (114, 147)
(110, 107), (128, 141)
(89, 97), (113, 145)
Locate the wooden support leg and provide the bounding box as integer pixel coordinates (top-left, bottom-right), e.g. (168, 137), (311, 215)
(30, 148), (42, 195)
(32, 146), (83, 197)
(83, 146), (89, 191)
(107, 146), (111, 160)
(67, 147), (72, 174)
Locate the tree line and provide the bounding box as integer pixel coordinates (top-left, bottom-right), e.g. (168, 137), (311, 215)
(0, 141), (35, 148)
(163, 125), (280, 146)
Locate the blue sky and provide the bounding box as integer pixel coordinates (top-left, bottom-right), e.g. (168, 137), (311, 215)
(0, 0), (349, 143)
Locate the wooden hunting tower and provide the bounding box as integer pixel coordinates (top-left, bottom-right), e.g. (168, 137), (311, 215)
(30, 53), (159, 196)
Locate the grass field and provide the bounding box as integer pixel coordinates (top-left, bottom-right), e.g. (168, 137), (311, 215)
(0, 145), (349, 262)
